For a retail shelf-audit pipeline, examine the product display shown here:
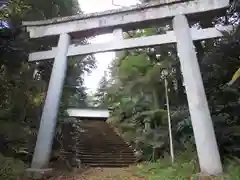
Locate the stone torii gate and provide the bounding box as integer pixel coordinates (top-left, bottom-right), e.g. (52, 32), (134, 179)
(23, 0), (230, 176)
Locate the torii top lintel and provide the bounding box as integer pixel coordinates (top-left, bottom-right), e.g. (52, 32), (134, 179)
(22, 0), (229, 38)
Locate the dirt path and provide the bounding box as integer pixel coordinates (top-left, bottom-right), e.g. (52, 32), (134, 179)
(75, 167), (146, 180)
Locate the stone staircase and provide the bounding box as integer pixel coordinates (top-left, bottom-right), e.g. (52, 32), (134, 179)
(62, 120), (137, 167)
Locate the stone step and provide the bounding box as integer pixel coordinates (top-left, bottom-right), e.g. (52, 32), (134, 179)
(79, 156), (136, 160)
(76, 146), (131, 149)
(63, 156), (136, 162)
(79, 157), (135, 161)
(75, 139), (128, 144)
(61, 120), (137, 168)
(76, 147), (132, 151)
(77, 154), (136, 158)
(79, 158), (136, 162)
(75, 144), (130, 147)
(81, 160), (136, 164)
(63, 151), (135, 155)
(75, 145), (132, 148)
(62, 151), (134, 156)
(77, 150), (134, 154)
(75, 140), (127, 143)
(74, 135), (125, 139)
(81, 162), (135, 167)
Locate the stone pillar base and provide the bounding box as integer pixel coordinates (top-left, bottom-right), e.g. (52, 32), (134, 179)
(196, 173), (223, 180)
(25, 168), (53, 179)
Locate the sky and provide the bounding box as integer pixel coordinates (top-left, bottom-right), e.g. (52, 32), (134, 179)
(78, 0), (138, 93)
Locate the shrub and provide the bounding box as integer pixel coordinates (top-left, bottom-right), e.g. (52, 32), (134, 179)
(134, 151), (240, 180)
(0, 153), (25, 180)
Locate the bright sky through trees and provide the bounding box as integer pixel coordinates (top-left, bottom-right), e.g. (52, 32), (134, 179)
(78, 0), (138, 93)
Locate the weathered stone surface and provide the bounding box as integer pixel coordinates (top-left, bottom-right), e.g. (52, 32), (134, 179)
(31, 33), (70, 169)
(173, 14), (222, 175)
(22, 0), (229, 38)
(196, 173), (223, 180)
(28, 26), (228, 61)
(22, 0), (189, 26)
(25, 168), (53, 179)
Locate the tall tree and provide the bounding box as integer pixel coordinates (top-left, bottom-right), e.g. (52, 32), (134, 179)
(0, 0), (96, 162)
(96, 0), (240, 160)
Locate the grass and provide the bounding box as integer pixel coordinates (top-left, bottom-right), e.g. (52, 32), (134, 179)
(221, 159), (240, 180)
(76, 167), (146, 180)
(132, 152), (240, 180)
(0, 149), (238, 180)
(69, 149), (240, 180)
(133, 152), (198, 180)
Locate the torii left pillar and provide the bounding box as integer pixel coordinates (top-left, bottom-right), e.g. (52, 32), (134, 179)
(29, 33), (70, 172)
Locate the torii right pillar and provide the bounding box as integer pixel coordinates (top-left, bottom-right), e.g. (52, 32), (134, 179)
(173, 15), (223, 176)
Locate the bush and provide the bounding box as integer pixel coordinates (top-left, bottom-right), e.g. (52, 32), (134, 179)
(221, 159), (240, 180)
(133, 151), (240, 180)
(0, 153), (25, 180)
(134, 151), (198, 180)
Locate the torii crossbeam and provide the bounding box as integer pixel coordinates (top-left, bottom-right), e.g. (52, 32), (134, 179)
(23, 0), (228, 38)
(23, 0), (229, 177)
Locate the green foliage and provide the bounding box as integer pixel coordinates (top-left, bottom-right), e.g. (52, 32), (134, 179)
(223, 159), (240, 180)
(201, 24), (240, 157)
(23, 0), (79, 20)
(93, 71), (109, 108)
(0, 154), (25, 180)
(134, 150), (198, 180)
(134, 152), (240, 180)
(0, 0), (239, 176)
(95, 0), (240, 164)
(104, 48), (178, 159)
(98, 25), (183, 160)
(0, 0), (30, 19)
(0, 0), (95, 171)
(119, 54), (151, 81)
(0, 120), (32, 153)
